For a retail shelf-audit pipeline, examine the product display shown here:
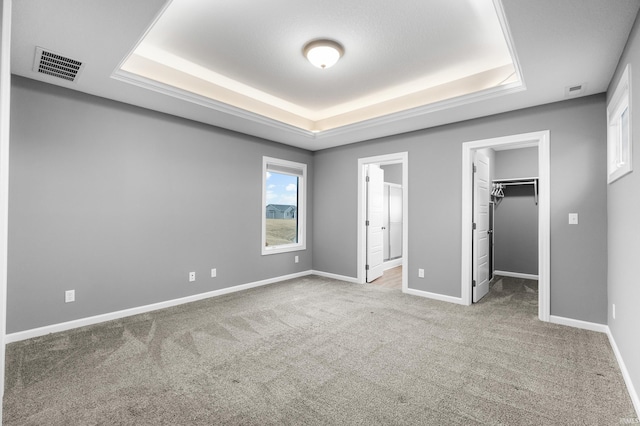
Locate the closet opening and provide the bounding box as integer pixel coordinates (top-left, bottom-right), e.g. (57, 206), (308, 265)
(483, 147), (540, 305)
(461, 131), (550, 322)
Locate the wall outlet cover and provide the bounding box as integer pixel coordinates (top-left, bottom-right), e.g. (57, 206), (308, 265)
(65, 290), (75, 303)
(568, 213), (579, 225)
(613, 303), (616, 320)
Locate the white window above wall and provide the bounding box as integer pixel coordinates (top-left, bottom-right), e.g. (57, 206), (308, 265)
(262, 157), (307, 255)
(607, 64), (632, 184)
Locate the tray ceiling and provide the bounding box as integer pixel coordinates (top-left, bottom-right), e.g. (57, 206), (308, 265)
(10, 0), (640, 150)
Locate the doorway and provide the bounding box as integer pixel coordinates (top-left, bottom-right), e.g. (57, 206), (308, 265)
(461, 131), (550, 322)
(473, 146), (539, 303)
(357, 152), (408, 291)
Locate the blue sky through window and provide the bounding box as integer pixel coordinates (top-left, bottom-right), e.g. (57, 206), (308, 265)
(266, 172), (298, 206)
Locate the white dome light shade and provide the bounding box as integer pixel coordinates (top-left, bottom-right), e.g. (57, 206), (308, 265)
(303, 40), (344, 69)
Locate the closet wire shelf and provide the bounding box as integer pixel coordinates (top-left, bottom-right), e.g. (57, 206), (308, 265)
(491, 177), (538, 205)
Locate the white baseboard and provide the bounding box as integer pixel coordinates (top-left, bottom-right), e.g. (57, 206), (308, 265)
(548, 315), (608, 333)
(404, 288), (467, 305)
(383, 258), (402, 270)
(494, 270), (539, 280)
(5, 270), (314, 344)
(311, 270), (360, 284)
(607, 327), (640, 419)
(535, 316), (639, 418)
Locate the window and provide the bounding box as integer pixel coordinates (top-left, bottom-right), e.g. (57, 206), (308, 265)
(262, 157), (306, 255)
(607, 64), (632, 184)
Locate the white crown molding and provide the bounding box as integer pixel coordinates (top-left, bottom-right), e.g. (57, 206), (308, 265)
(315, 80), (526, 140)
(113, 67), (526, 146)
(112, 69), (316, 139)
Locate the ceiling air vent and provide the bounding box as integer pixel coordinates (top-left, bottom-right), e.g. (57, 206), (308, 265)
(32, 47), (84, 83)
(564, 83), (586, 98)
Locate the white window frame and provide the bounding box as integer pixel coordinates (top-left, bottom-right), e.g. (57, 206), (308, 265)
(262, 156), (306, 255)
(607, 64), (632, 184)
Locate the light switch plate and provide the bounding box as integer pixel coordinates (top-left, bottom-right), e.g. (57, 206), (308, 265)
(568, 213), (578, 225)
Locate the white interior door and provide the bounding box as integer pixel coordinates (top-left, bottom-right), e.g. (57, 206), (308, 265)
(366, 164), (384, 282)
(473, 151), (490, 302)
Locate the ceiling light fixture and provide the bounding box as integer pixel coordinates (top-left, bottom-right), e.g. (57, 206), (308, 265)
(303, 39), (344, 69)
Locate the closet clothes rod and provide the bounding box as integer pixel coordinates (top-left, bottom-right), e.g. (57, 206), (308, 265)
(492, 177), (538, 205)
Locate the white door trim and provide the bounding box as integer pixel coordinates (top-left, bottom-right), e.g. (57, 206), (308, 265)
(0, 0), (12, 421)
(461, 131), (550, 322)
(357, 152), (408, 292)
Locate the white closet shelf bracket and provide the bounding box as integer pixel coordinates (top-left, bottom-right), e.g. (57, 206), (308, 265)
(492, 177), (539, 205)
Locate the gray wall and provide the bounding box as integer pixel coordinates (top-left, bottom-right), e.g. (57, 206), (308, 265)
(8, 76), (313, 333)
(493, 148), (538, 275)
(381, 164), (402, 185)
(7, 72), (613, 337)
(494, 147), (538, 178)
(313, 95), (608, 324)
(607, 12), (640, 412)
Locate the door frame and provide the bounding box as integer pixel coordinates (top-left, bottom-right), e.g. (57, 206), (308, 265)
(357, 152), (408, 291)
(461, 131), (550, 322)
(0, 0), (12, 421)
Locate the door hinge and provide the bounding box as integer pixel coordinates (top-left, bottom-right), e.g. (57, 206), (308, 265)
(472, 280), (477, 288)
(366, 176), (370, 182)
(473, 164), (477, 173)
(472, 222), (477, 230)
(365, 264), (369, 271)
(366, 220), (370, 226)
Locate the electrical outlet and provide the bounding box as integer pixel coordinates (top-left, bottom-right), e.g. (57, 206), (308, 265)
(613, 303), (616, 320)
(65, 290), (75, 303)
(211, 268), (217, 278)
(295, 256), (299, 264)
(418, 268), (425, 278)
(189, 272), (196, 282)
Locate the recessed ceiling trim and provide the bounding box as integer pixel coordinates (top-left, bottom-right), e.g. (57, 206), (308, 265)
(492, 0), (525, 87)
(113, 65), (526, 142)
(315, 64), (518, 131)
(313, 79), (527, 140)
(130, 45), (318, 118)
(112, 69), (317, 139)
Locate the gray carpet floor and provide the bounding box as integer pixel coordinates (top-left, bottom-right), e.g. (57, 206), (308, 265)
(3, 275), (637, 425)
